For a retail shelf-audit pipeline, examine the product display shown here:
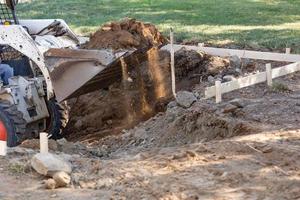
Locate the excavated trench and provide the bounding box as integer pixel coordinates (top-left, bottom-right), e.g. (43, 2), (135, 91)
(63, 19), (233, 142)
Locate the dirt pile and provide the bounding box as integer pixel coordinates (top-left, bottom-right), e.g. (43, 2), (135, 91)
(83, 18), (167, 50)
(64, 48), (230, 141)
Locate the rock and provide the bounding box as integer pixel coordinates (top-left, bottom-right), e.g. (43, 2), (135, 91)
(176, 91), (197, 108)
(223, 75), (236, 82)
(229, 55), (241, 69)
(222, 104), (238, 113)
(31, 153), (72, 176)
(167, 101), (177, 109)
(53, 171), (71, 187)
(45, 178), (57, 190)
(261, 146), (273, 153)
(207, 75), (215, 84)
(229, 98), (247, 108)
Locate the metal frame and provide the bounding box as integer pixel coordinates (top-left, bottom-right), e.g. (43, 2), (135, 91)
(0, 25), (54, 98)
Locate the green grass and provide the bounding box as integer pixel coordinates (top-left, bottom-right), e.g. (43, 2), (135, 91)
(17, 0), (300, 51)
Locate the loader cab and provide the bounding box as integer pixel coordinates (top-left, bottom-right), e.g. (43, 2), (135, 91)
(0, 45), (34, 79)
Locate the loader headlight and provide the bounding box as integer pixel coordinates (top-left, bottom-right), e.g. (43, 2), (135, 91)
(3, 21), (11, 26)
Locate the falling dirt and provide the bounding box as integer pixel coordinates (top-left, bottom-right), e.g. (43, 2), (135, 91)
(83, 18), (167, 50)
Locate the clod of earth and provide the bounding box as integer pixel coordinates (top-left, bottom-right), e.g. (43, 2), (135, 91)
(44, 179), (56, 190)
(176, 91), (197, 108)
(53, 171), (71, 187)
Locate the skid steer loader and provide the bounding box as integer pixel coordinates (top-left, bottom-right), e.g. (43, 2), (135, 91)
(0, 0), (146, 147)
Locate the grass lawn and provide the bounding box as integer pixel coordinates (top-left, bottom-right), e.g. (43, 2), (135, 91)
(17, 0), (300, 51)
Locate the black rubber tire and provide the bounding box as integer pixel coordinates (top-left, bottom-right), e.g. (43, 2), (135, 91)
(46, 99), (69, 140)
(0, 101), (26, 147)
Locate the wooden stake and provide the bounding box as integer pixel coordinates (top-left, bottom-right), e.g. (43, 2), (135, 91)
(266, 63), (272, 87)
(286, 48), (291, 54)
(0, 140), (7, 156)
(170, 28), (176, 98)
(215, 80), (222, 103)
(40, 132), (49, 154)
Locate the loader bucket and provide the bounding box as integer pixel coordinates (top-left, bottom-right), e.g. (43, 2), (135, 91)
(44, 47), (150, 102)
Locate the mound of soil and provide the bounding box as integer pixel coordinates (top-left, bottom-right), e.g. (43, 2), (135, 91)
(83, 18), (167, 50)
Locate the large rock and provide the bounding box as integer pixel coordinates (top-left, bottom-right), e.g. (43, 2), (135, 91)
(176, 91), (197, 108)
(31, 153), (72, 176)
(53, 171), (71, 187)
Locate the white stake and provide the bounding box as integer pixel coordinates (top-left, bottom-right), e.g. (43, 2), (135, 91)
(198, 43), (205, 47)
(266, 63), (272, 87)
(170, 28), (176, 98)
(215, 80), (222, 103)
(40, 132), (49, 154)
(0, 140), (7, 156)
(286, 48), (291, 54)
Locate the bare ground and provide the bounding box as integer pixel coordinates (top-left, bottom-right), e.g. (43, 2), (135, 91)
(0, 71), (300, 200)
(1, 130), (299, 200)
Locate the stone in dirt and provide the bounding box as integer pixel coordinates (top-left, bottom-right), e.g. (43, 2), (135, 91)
(229, 98), (248, 108)
(176, 91), (197, 108)
(53, 171), (71, 187)
(31, 153), (72, 176)
(45, 178), (57, 190)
